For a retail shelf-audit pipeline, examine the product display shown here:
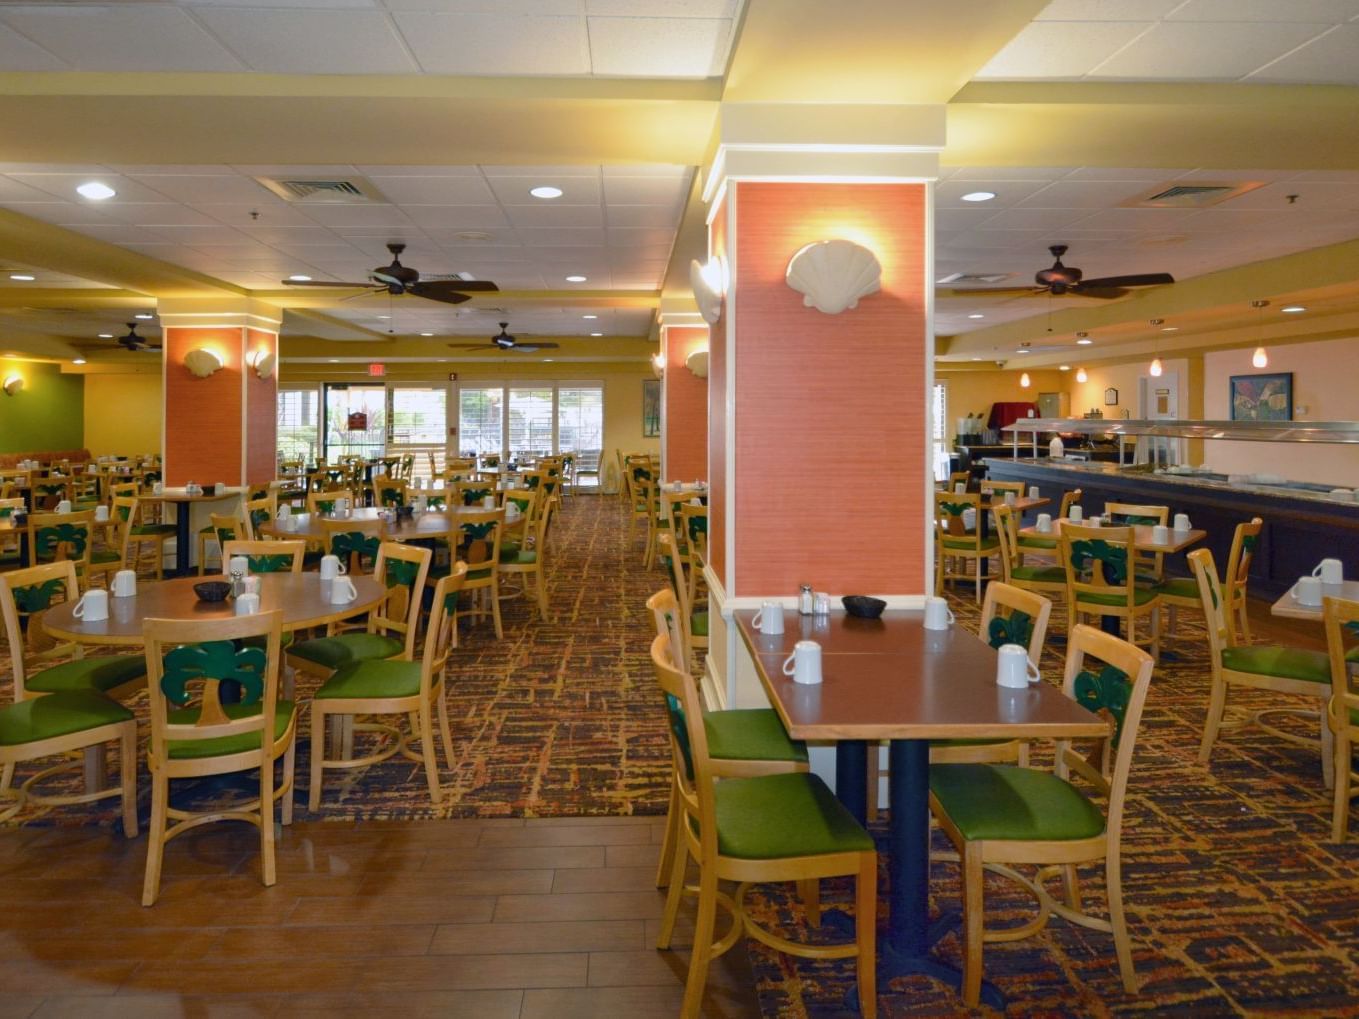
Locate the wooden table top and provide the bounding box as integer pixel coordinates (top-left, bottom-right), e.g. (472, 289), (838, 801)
(1270, 579), (1359, 621)
(154, 490), (240, 505)
(42, 573), (385, 646)
(979, 495), (1048, 512)
(1019, 520), (1207, 554)
(261, 507), (495, 541)
(734, 610), (1107, 742)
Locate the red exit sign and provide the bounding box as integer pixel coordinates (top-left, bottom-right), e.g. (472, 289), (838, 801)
(368, 363), (385, 377)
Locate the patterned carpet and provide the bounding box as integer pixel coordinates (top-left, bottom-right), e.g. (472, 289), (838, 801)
(6, 498), (1359, 1015)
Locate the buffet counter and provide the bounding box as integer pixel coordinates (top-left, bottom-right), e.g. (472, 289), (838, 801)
(983, 458), (1359, 600)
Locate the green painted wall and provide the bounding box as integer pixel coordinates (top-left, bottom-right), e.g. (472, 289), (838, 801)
(0, 361), (85, 453)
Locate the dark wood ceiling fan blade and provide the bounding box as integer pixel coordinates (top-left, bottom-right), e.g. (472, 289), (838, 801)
(406, 282), (473, 305)
(1073, 286), (1131, 300)
(511, 342), (560, 352)
(430, 279), (499, 292)
(1079, 273), (1174, 288)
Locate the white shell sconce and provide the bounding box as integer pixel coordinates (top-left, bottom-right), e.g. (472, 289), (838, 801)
(651, 352), (665, 379)
(250, 350), (276, 380)
(685, 348), (709, 379)
(184, 348), (223, 378)
(690, 256), (726, 325)
(785, 239), (881, 315)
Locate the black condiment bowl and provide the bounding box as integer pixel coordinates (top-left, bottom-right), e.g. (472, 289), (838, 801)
(841, 595), (887, 619)
(193, 581), (232, 603)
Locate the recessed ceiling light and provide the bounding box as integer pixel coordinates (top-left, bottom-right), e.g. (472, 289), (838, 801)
(1058, 365), (1070, 371)
(1076, 337), (1093, 345)
(582, 314), (598, 320)
(1161, 326), (1178, 332)
(376, 315), (390, 320)
(565, 275), (587, 283)
(72, 357), (86, 365)
(420, 332), (433, 337)
(1281, 305), (1306, 313)
(327, 358), (339, 363)
(1015, 348), (1029, 354)
(590, 332), (603, 337)
(967, 313), (985, 319)
(530, 186), (563, 199)
(9, 273), (34, 281)
(135, 313), (154, 320)
(961, 191), (996, 203)
(543, 358), (555, 362)
(98, 333), (113, 339)
(454, 231), (491, 242)
(287, 274), (312, 282)
(971, 357), (981, 361)
(76, 181), (116, 201)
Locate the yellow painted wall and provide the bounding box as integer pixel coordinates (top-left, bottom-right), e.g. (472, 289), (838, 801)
(937, 369), (1066, 443)
(83, 372), (163, 457)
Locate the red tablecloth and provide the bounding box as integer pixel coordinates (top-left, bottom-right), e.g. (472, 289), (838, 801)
(987, 402), (1038, 431)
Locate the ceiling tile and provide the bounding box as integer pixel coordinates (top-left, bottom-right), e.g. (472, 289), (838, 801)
(602, 175), (690, 206)
(394, 205), (512, 229)
(487, 174), (602, 206)
(351, 164), (482, 177)
(1167, 0), (1359, 22)
(603, 205), (683, 229)
(936, 180), (1051, 208)
(1067, 207), (1200, 231)
(95, 203), (228, 227)
(974, 21), (1151, 78)
(363, 176), (497, 204)
(513, 228), (608, 246)
(1090, 22), (1324, 79)
(123, 173), (276, 204)
(392, 12), (588, 74)
(6, 172), (173, 204)
(0, 176), (60, 203)
(382, 0), (581, 13)
(587, 16), (730, 76)
(12, 201), (119, 227)
(587, 0), (737, 14)
(1035, 0), (1182, 19)
(147, 225), (263, 246)
(972, 207), (1096, 231)
(0, 24), (67, 71)
(193, 9), (418, 73)
(300, 204), (417, 228)
(200, 203), (323, 228)
(1062, 167), (1182, 180)
(1215, 179), (1359, 210)
(1015, 179), (1155, 208)
(504, 204), (604, 229)
(1248, 24), (1359, 83)
(0, 5), (244, 72)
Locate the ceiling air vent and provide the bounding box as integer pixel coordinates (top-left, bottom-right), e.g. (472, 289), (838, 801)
(1123, 180), (1265, 209)
(253, 176), (387, 204)
(936, 272), (1015, 285)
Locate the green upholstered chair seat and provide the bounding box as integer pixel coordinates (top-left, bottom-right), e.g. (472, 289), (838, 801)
(930, 763), (1105, 842)
(134, 523), (177, 537)
(1011, 565), (1066, 584)
(499, 547), (537, 565)
(466, 566), (493, 581)
(1347, 646), (1359, 664)
(317, 659), (421, 700)
(90, 550), (121, 565)
(704, 708), (807, 764)
(714, 772), (873, 860)
(165, 701), (295, 759)
(239, 632), (294, 651)
(1221, 645), (1330, 685)
(1019, 534), (1058, 549)
(25, 654), (146, 695)
(0, 689), (133, 746)
(1154, 577), (1200, 601)
(1077, 588), (1159, 608)
(690, 611), (709, 638)
(289, 632), (404, 670)
(943, 536), (999, 551)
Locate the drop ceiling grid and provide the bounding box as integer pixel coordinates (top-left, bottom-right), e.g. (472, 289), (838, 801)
(0, 1), (741, 77)
(976, 0), (1359, 82)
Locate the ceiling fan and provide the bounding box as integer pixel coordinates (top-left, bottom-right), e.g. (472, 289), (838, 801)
(115, 322), (160, 352)
(281, 242), (499, 305)
(448, 322), (559, 354)
(942, 244), (1175, 300)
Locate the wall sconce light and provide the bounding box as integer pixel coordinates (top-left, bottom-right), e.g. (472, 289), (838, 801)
(184, 348), (223, 378)
(785, 239), (881, 314)
(247, 349), (276, 379)
(689, 255), (727, 325)
(685, 347), (709, 379)
(2, 373), (23, 396)
(651, 352), (665, 379)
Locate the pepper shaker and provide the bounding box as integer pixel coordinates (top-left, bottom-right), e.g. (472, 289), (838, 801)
(798, 584), (815, 616)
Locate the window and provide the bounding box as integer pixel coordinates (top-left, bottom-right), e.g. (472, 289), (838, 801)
(932, 382), (950, 482)
(458, 386), (503, 457)
(456, 382), (604, 480)
(324, 384), (386, 461)
(508, 387), (554, 457)
(276, 388), (319, 464)
(558, 385), (604, 483)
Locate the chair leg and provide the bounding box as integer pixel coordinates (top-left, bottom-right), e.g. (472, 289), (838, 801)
(1061, 864), (1082, 911)
(534, 570), (548, 621)
(1198, 675), (1227, 765)
(281, 735), (296, 827)
(1321, 719), (1335, 790)
(1107, 852), (1137, 994)
(141, 771), (169, 906)
(420, 705), (442, 805)
(1236, 599), (1252, 644)
(680, 865), (719, 1019)
(1332, 733), (1351, 844)
(798, 879), (821, 927)
(118, 723), (138, 839)
(490, 580), (503, 639)
(856, 851), (878, 1019)
(655, 777), (680, 888)
(436, 692), (456, 771)
(309, 703), (327, 812)
(865, 744), (880, 824)
(259, 745), (277, 889)
(656, 838), (689, 948)
(961, 841), (985, 1008)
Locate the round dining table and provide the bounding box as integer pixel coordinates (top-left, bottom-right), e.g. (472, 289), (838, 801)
(42, 572), (385, 646)
(259, 506), (498, 542)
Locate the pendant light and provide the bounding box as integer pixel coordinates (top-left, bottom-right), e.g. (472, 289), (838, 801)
(1076, 367), (1088, 383)
(1251, 299), (1270, 368)
(1148, 318), (1164, 377)
(1019, 372), (1031, 388)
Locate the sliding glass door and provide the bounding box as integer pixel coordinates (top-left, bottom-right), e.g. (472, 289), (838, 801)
(323, 384), (386, 461)
(388, 384), (448, 481)
(455, 381), (603, 476)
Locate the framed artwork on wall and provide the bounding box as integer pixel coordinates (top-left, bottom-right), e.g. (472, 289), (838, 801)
(642, 379), (661, 437)
(1230, 372), (1293, 421)
(1103, 387), (1119, 406)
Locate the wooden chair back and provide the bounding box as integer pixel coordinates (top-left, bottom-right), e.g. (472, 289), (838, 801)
(307, 490), (355, 516)
(681, 503), (708, 567)
(221, 540), (306, 574)
(142, 610), (284, 772)
(0, 560), (83, 700)
(32, 477), (71, 510)
(371, 542), (432, 659)
(980, 480), (1024, 499)
(457, 508), (505, 580)
(423, 564), (470, 694)
(646, 587), (690, 671)
(243, 495), (276, 539)
(991, 503), (1019, 580)
(1323, 595), (1359, 841)
(1188, 548), (1233, 661)
(27, 510), (96, 571)
(657, 533), (695, 648)
(503, 486), (540, 538)
(1058, 488), (1083, 519)
(649, 632), (716, 864)
(373, 475), (408, 509)
(935, 491), (982, 546)
(1224, 517), (1263, 640)
(455, 479), (497, 508)
(210, 513), (247, 552)
(447, 457), (477, 474)
(1106, 501), (1170, 577)
(979, 581), (1052, 668)
(320, 516), (385, 575)
(1058, 524), (1138, 613)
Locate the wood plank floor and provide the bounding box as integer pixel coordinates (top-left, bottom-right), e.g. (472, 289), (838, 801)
(0, 816), (761, 1018)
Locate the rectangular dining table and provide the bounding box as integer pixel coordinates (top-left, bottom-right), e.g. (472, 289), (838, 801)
(734, 609), (1105, 1007)
(1271, 579), (1359, 621)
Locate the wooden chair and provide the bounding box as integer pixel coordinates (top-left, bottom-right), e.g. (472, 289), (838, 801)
(243, 494), (277, 540)
(199, 513), (246, 576)
(111, 495), (175, 580)
(992, 504), (1066, 601)
(1156, 517), (1261, 643)
(0, 497), (24, 569)
(680, 502), (709, 609)
(452, 508), (505, 639)
(309, 564), (467, 810)
(650, 632), (877, 1019)
(944, 470), (971, 493)
(319, 516), (385, 575)
(499, 493), (551, 621)
(1190, 548), (1332, 782)
(866, 582), (1053, 822)
(936, 491), (995, 604)
(221, 540), (306, 574)
(306, 489), (355, 516)
(1018, 487), (1082, 560)
(140, 610), (296, 906)
(372, 475), (408, 509)
(1105, 502), (1170, 582)
(454, 479), (497, 508)
(929, 623), (1154, 1006)
(27, 510), (114, 581)
(1059, 524), (1161, 662)
(1324, 596), (1359, 843)
(288, 542), (431, 682)
(658, 533), (707, 661)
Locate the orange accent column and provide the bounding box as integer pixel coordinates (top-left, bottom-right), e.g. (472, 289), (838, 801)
(661, 321), (709, 483)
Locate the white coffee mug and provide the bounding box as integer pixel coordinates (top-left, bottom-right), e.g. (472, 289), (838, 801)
(228, 556), (249, 577)
(56, 499), (72, 514)
(214, 482), (226, 495)
(72, 589), (109, 622)
(923, 596), (954, 631)
(782, 640), (823, 685)
(953, 482), (966, 494)
(1003, 492), (1016, 506)
(328, 576), (358, 604)
(1036, 513), (1053, 534)
(752, 600), (785, 636)
(152, 482), (164, 496)
(241, 576), (262, 596)
(996, 643), (1040, 689)
(94, 504), (110, 522)
(1152, 524), (1170, 545)
(1069, 505), (1083, 522)
(1028, 486), (1040, 499)
(962, 507), (977, 531)
(483, 495), (495, 508)
(1314, 558), (1344, 585)
(1087, 516), (1102, 528)
(277, 504), (291, 519)
(1293, 575), (1323, 607)
(111, 569), (137, 597)
(319, 554), (346, 580)
(1174, 513), (1191, 531)
(234, 592), (261, 616)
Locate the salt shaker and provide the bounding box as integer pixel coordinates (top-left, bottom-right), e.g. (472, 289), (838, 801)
(813, 592), (831, 616)
(798, 584), (815, 616)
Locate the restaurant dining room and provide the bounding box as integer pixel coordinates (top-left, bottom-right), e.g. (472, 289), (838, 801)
(4, 2), (1359, 1016)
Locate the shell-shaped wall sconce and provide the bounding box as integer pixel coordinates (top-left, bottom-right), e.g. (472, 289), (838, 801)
(690, 257), (726, 325)
(184, 348), (223, 378)
(785, 239), (882, 315)
(252, 351), (276, 380)
(685, 348), (709, 379)
(651, 352), (665, 379)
